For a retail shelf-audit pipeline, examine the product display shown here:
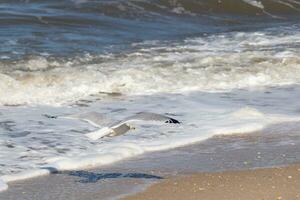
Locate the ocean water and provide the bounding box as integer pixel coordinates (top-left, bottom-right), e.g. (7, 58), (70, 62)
(1, 0), (300, 192)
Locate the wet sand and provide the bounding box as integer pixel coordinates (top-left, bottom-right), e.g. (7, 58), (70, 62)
(123, 164), (300, 200)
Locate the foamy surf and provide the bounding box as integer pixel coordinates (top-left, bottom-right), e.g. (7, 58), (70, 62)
(0, 180), (7, 192)
(1, 26), (300, 106)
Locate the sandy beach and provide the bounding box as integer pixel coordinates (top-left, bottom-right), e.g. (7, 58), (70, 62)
(124, 164), (300, 200)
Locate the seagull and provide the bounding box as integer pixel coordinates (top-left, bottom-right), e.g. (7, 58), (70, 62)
(44, 112), (180, 140)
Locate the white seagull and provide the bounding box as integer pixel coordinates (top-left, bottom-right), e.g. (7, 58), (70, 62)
(44, 112), (180, 140)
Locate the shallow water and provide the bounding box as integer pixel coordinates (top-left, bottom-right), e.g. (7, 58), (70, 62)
(0, 0), (300, 192)
(2, 121), (300, 200)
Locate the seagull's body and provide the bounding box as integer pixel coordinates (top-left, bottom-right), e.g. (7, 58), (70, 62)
(45, 112), (180, 140)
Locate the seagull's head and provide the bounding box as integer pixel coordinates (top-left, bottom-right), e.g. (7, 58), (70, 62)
(126, 123), (136, 130)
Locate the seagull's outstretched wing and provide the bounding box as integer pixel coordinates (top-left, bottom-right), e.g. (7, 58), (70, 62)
(118, 112), (180, 125)
(62, 112), (111, 128)
(86, 112), (180, 140)
(44, 112), (110, 128)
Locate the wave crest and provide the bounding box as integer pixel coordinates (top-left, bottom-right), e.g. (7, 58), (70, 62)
(0, 28), (300, 106)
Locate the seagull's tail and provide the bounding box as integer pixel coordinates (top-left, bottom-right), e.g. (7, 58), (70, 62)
(85, 127), (113, 140)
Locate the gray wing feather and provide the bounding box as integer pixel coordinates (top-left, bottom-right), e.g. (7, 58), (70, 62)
(63, 112), (110, 127)
(126, 112), (180, 123)
(111, 112), (180, 127)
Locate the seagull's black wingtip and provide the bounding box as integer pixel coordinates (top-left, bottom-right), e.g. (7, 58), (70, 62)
(43, 114), (58, 119)
(165, 118), (180, 124)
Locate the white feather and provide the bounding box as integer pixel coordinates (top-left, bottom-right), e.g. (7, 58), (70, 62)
(85, 127), (113, 140)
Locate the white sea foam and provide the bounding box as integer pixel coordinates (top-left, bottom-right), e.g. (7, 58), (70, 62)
(0, 26), (300, 106)
(1, 169), (50, 183)
(242, 0), (264, 9)
(0, 180), (7, 192)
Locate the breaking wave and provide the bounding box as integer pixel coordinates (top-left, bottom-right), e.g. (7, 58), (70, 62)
(1, 26), (300, 105)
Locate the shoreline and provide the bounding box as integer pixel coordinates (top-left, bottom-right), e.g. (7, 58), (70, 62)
(123, 164), (300, 200)
(1, 122), (300, 200)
